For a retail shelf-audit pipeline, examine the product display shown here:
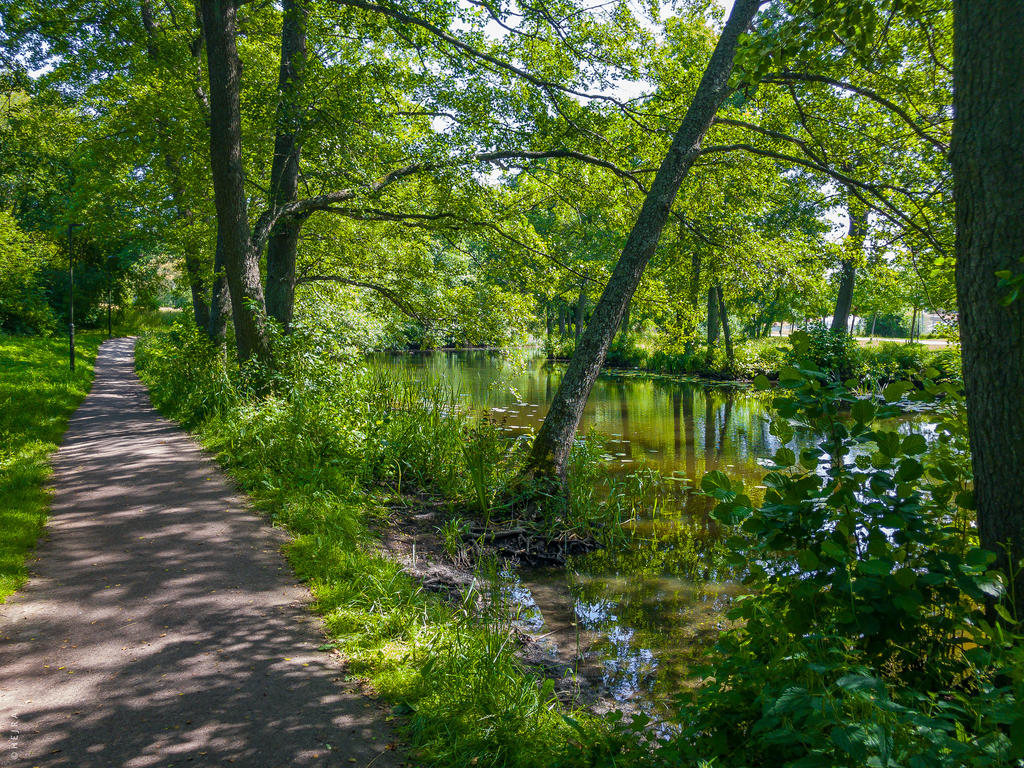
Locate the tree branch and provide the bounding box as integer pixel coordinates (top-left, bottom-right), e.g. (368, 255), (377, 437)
(762, 71), (949, 152)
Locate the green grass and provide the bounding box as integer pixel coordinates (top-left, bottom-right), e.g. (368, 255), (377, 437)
(0, 332), (101, 600)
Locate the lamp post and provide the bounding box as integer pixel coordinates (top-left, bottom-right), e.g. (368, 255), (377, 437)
(68, 222), (83, 371)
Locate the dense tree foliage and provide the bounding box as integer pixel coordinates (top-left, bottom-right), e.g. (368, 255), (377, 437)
(2, 0), (1022, 762)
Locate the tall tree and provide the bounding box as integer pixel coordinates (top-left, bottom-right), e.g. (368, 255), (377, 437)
(950, 0), (1024, 603)
(265, 0), (307, 330)
(200, 0), (273, 364)
(521, 0), (761, 484)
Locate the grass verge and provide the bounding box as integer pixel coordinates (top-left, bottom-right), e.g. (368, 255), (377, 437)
(0, 332), (101, 600)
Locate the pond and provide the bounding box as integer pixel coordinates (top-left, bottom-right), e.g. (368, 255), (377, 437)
(373, 349), (923, 719)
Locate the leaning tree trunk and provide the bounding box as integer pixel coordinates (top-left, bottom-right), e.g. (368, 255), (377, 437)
(200, 0), (272, 365)
(521, 0), (761, 484)
(951, 0), (1024, 606)
(831, 197), (866, 333)
(265, 0), (307, 330)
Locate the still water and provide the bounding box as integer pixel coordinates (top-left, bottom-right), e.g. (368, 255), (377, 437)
(375, 350), (804, 716)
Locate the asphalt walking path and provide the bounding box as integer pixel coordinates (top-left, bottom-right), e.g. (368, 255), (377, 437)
(0, 338), (401, 768)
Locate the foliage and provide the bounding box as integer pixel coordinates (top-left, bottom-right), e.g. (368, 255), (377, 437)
(786, 323), (860, 379)
(0, 332), (99, 599)
(656, 368), (1023, 767)
(0, 210), (58, 333)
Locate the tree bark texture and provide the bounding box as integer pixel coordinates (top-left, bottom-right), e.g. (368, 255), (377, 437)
(951, 0), (1024, 602)
(831, 197), (866, 333)
(521, 0), (760, 483)
(200, 0), (272, 365)
(265, 0), (307, 329)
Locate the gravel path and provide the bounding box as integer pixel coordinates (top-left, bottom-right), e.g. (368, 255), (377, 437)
(0, 338), (401, 768)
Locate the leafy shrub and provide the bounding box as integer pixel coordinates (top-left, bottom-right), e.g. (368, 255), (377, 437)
(785, 322), (861, 379)
(604, 335), (648, 369)
(732, 336), (790, 378)
(652, 368), (1023, 768)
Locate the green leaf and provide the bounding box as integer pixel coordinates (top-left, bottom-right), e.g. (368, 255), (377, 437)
(901, 434), (927, 455)
(701, 470), (732, 494)
(822, 540), (846, 561)
(797, 548), (821, 570)
(882, 381), (913, 402)
(896, 458), (923, 482)
(893, 568), (917, 588)
(851, 398), (875, 423)
(778, 365), (803, 382)
(753, 374), (772, 390)
(860, 558), (893, 576)
(798, 448), (820, 470)
(774, 447), (796, 467)
(874, 431), (900, 458)
(955, 490), (975, 510)
(964, 548), (996, 569)
(993, 604), (1016, 624)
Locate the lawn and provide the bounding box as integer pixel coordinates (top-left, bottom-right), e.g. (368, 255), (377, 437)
(0, 333), (101, 600)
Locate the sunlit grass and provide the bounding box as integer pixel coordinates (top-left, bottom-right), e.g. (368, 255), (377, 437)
(0, 332), (100, 600)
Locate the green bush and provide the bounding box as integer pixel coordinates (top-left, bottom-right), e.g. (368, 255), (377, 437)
(604, 335), (649, 369)
(732, 336), (790, 378)
(786, 322), (861, 379)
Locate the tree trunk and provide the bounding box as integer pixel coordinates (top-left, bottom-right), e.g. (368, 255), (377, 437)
(574, 277), (587, 344)
(207, 233), (231, 343)
(265, 0), (307, 330)
(831, 198), (866, 333)
(870, 311), (877, 339)
(520, 0), (760, 484)
(200, 0), (272, 365)
(684, 237), (702, 354)
(951, 0), (1024, 605)
(557, 303), (566, 337)
(705, 284), (720, 368)
(717, 284), (734, 370)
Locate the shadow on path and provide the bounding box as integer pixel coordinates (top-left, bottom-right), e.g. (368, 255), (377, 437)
(0, 338), (401, 768)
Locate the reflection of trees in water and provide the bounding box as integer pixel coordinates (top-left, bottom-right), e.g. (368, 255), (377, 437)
(617, 382), (631, 455)
(562, 562), (727, 703)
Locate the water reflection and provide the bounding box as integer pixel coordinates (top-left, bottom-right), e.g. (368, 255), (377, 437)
(375, 349), (780, 496)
